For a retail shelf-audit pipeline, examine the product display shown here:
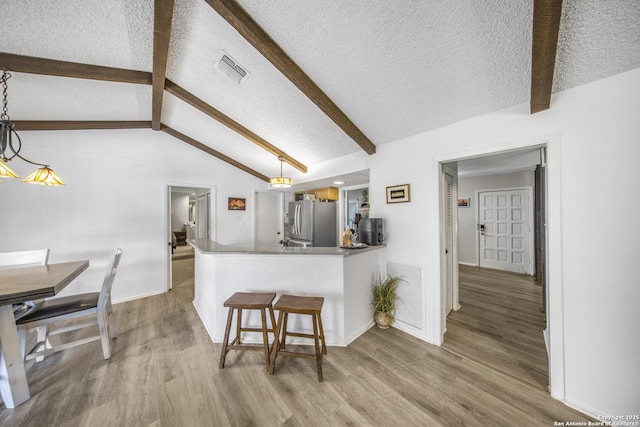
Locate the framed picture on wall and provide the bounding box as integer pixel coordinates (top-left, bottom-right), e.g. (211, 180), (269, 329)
(458, 197), (470, 207)
(228, 197), (246, 210)
(386, 184), (411, 204)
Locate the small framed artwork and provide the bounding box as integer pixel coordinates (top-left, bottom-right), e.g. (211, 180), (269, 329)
(228, 197), (246, 210)
(458, 198), (470, 208)
(386, 184), (411, 204)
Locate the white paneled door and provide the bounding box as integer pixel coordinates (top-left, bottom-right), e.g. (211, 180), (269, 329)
(255, 191), (284, 247)
(478, 189), (532, 274)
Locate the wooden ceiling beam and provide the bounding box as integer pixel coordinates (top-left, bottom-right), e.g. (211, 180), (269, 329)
(530, 0), (563, 114)
(165, 79), (307, 173)
(0, 52), (152, 85)
(13, 121), (151, 131)
(0, 54), (300, 181)
(15, 120), (269, 182)
(1, 53), (302, 179)
(160, 125), (269, 182)
(205, 0), (376, 155)
(152, 0), (175, 130)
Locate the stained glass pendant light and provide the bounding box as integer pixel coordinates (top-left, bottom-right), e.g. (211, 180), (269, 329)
(0, 70), (65, 186)
(269, 156), (293, 188)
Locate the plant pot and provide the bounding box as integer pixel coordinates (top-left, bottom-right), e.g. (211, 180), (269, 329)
(375, 311), (392, 329)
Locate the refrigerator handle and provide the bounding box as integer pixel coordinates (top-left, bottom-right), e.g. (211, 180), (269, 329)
(290, 205), (295, 235)
(296, 204), (301, 235)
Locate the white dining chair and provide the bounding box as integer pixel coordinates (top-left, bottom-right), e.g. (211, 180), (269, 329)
(0, 249), (50, 270)
(16, 248), (122, 361)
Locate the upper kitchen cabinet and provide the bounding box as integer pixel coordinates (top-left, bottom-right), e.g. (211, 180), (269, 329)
(294, 187), (339, 201)
(315, 187), (339, 201)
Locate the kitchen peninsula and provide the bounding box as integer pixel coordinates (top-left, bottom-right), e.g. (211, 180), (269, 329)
(189, 238), (385, 346)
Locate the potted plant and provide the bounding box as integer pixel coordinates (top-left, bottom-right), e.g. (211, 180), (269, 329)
(371, 272), (403, 329)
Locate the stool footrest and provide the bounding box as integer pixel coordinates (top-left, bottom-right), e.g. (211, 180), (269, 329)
(227, 344), (271, 352)
(240, 327), (275, 333)
(283, 332), (314, 339)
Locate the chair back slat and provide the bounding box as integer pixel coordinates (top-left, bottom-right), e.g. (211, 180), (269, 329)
(98, 248), (122, 308)
(0, 249), (50, 269)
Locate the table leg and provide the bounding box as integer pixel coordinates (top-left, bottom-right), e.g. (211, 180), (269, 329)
(0, 305), (30, 408)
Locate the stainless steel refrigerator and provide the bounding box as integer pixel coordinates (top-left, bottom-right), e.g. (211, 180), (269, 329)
(288, 200), (337, 247)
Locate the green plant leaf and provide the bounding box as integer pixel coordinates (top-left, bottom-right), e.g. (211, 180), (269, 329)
(371, 272), (405, 325)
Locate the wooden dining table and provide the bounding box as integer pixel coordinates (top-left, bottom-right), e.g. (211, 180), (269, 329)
(0, 260), (89, 408)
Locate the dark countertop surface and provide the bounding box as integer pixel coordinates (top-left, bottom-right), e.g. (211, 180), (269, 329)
(188, 239), (385, 256)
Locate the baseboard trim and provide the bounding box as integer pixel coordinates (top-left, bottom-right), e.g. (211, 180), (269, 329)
(458, 261), (477, 267)
(113, 289), (165, 305)
(344, 321), (375, 346)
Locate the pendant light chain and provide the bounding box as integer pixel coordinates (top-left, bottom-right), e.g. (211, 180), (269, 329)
(1, 71), (10, 121)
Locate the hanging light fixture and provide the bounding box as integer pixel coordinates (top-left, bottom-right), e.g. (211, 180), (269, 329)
(0, 70), (65, 186)
(269, 156), (293, 188)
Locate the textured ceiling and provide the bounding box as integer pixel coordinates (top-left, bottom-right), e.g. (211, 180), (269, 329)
(1, 0), (639, 182)
(0, 0), (153, 71)
(554, 0), (640, 92)
(457, 147), (543, 178)
(237, 0), (534, 145)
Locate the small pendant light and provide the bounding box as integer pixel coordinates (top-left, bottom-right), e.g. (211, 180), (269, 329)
(269, 156), (293, 188)
(0, 70), (65, 186)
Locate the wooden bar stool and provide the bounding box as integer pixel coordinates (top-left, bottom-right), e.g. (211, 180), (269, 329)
(269, 294), (327, 382)
(219, 292), (277, 370)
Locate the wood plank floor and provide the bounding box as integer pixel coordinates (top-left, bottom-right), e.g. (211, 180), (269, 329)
(443, 264), (549, 390)
(1, 259), (590, 426)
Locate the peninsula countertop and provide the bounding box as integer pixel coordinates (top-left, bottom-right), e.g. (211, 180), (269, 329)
(188, 238), (385, 256)
(190, 238), (381, 346)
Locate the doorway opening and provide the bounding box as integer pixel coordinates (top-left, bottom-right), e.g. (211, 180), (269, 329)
(167, 185), (213, 291)
(439, 145), (550, 391)
(342, 185), (369, 237)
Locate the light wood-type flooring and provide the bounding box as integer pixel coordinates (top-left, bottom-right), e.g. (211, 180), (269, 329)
(171, 244), (194, 261)
(1, 259), (590, 426)
(443, 265), (549, 391)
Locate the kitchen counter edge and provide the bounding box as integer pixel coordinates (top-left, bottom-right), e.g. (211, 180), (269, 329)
(188, 239), (385, 256)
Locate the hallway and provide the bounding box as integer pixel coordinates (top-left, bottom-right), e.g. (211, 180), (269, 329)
(443, 265), (548, 390)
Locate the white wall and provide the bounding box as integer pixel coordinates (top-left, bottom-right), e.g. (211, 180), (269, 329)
(368, 68), (640, 417)
(457, 171), (535, 265)
(170, 192), (189, 231)
(0, 128), (266, 302)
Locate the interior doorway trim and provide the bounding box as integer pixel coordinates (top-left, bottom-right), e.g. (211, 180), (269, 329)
(164, 182), (216, 292)
(435, 133), (565, 401)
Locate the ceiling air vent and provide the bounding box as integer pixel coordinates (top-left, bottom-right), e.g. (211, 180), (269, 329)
(216, 51), (249, 84)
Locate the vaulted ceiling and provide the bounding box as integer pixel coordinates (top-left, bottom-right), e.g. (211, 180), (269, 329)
(1, 0), (638, 184)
